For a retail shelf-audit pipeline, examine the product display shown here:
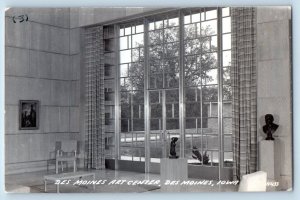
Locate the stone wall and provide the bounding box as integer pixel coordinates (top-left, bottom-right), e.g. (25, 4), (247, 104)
(70, 7), (157, 28)
(5, 8), (80, 174)
(4, 7), (158, 174)
(256, 6), (292, 190)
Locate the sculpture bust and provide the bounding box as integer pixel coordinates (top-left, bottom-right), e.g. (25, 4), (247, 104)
(263, 114), (279, 140)
(169, 137), (179, 159)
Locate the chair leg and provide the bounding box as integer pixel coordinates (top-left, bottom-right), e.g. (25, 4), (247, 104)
(61, 161), (64, 172)
(74, 160), (76, 172)
(56, 160), (58, 174)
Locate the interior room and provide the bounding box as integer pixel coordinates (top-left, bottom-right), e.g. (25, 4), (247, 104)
(4, 6), (292, 193)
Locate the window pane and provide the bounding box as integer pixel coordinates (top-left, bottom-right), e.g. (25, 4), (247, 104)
(224, 135), (232, 151)
(223, 118), (232, 134)
(185, 87), (197, 102)
(164, 58), (179, 73)
(185, 71), (201, 86)
(185, 55), (198, 71)
(207, 118), (218, 134)
(165, 42), (179, 57)
(204, 135), (218, 150)
(186, 102), (201, 117)
(211, 151), (219, 165)
(209, 102), (218, 117)
(132, 33), (144, 48)
(222, 17), (231, 33)
(149, 22), (155, 30)
(125, 27), (131, 35)
(192, 13), (200, 23)
(132, 104), (142, 119)
(155, 20), (163, 29)
(201, 52), (217, 70)
(149, 45), (163, 60)
(150, 119), (161, 130)
(224, 152), (233, 167)
(151, 104), (162, 118)
(119, 28), (124, 36)
(150, 64), (163, 73)
(166, 103), (179, 118)
(121, 103), (131, 118)
(202, 103), (209, 117)
(149, 30), (163, 44)
(184, 15), (191, 24)
(222, 34), (231, 50)
(120, 36), (128, 50)
(120, 64), (128, 77)
(223, 67), (231, 85)
(149, 91), (161, 103)
(165, 27), (179, 42)
(132, 91), (144, 103)
(120, 50), (131, 63)
(223, 102), (232, 117)
(133, 119), (144, 131)
(223, 87), (232, 101)
(202, 37), (211, 52)
(165, 73), (179, 88)
(223, 50), (231, 66)
(222, 7), (230, 17)
(205, 69), (218, 85)
(206, 10), (217, 20)
(185, 39), (200, 55)
(186, 118), (196, 129)
(211, 36), (217, 51)
(131, 48), (142, 62)
(169, 17), (179, 26)
(165, 89), (179, 102)
(136, 24), (144, 33)
(202, 85), (218, 101)
(149, 73), (163, 89)
(121, 119), (130, 132)
(120, 78), (131, 91)
(166, 119), (179, 130)
(121, 91), (130, 103)
(201, 20), (217, 36)
(184, 24), (196, 39)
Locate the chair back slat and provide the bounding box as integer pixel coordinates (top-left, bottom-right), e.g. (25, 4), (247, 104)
(61, 140), (77, 152)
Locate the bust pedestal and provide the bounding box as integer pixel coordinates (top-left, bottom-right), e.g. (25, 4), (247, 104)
(160, 158), (188, 191)
(259, 140), (275, 179)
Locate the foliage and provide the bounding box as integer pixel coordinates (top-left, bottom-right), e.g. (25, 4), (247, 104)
(120, 21), (232, 132)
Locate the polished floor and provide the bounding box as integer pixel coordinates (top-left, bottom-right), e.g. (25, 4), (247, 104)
(5, 168), (238, 193)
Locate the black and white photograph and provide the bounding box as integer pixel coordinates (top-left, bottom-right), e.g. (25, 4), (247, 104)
(4, 6), (293, 193)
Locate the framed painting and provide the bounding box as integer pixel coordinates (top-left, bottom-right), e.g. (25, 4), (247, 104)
(19, 100), (39, 130)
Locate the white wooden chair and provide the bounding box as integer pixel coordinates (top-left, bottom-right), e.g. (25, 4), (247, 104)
(55, 140), (78, 174)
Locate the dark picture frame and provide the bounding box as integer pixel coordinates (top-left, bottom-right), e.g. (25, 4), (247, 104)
(19, 100), (39, 130)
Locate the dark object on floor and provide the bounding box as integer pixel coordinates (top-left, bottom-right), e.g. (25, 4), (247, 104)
(192, 146), (202, 162)
(192, 146), (209, 165)
(263, 114), (279, 140)
(169, 137), (179, 159)
(202, 151), (209, 165)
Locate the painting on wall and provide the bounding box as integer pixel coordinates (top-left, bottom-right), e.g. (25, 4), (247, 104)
(19, 100), (39, 130)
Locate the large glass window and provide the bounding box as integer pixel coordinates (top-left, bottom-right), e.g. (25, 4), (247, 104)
(119, 22), (145, 161)
(148, 15), (180, 163)
(117, 8), (232, 168)
(184, 9), (219, 166)
(221, 7), (232, 167)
